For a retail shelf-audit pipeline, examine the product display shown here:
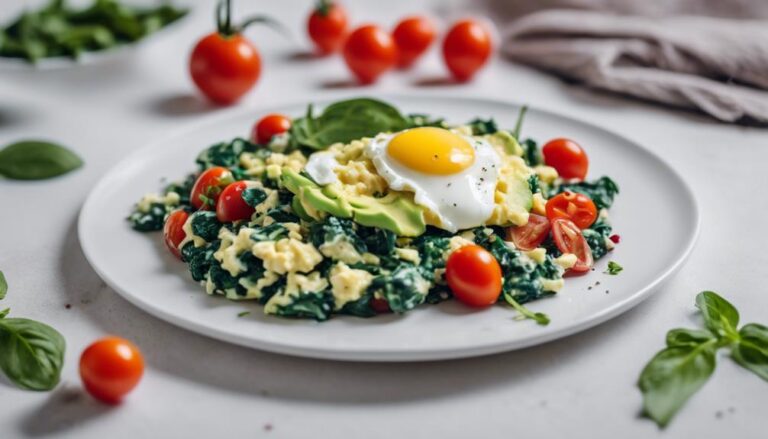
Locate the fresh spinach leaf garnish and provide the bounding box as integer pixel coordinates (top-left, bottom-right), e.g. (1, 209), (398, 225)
(0, 140), (83, 180)
(290, 98), (409, 149)
(638, 291), (768, 428)
(0, 271), (6, 300)
(605, 261), (623, 275)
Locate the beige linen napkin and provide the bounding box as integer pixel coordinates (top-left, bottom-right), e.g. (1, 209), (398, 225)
(499, 7), (768, 123)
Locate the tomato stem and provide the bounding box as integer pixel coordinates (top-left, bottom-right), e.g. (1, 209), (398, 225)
(316, 0), (333, 16)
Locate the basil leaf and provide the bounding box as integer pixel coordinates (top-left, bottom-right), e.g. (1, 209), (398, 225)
(0, 270), (7, 300)
(666, 328), (716, 348)
(695, 291), (739, 339)
(732, 323), (768, 382)
(638, 339), (717, 428)
(0, 140), (83, 180)
(0, 318), (65, 391)
(291, 98), (409, 149)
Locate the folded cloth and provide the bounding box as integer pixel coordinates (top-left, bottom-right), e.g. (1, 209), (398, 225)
(502, 10), (768, 124)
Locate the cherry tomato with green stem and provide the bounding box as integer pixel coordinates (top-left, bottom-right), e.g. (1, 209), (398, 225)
(542, 138), (589, 180)
(445, 244), (503, 308)
(392, 16), (436, 68)
(79, 336), (144, 404)
(342, 24), (398, 84)
(307, 0), (348, 54)
(189, 0), (285, 104)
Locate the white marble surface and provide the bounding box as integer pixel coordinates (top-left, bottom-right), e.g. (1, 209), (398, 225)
(1, 1), (766, 438)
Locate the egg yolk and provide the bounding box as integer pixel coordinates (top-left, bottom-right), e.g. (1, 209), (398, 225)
(387, 127), (475, 175)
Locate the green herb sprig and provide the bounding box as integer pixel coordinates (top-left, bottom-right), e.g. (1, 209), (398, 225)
(638, 291), (768, 427)
(0, 270), (66, 391)
(606, 261), (623, 275)
(0, 140), (83, 180)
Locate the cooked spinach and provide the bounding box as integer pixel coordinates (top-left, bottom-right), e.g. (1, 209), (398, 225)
(270, 291), (334, 321)
(196, 138), (257, 170)
(468, 118), (498, 135)
(0, 0), (187, 62)
(309, 217), (367, 255)
(190, 211), (221, 242)
(128, 202), (170, 232)
(521, 138), (543, 167)
(242, 187), (267, 207)
(370, 265), (426, 314)
(583, 218), (613, 260)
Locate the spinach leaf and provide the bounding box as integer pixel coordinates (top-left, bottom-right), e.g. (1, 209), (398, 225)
(696, 291), (740, 339)
(370, 265), (427, 313)
(666, 328), (716, 348)
(467, 118), (498, 135)
(406, 114), (446, 128)
(732, 323), (768, 382)
(521, 139), (543, 167)
(638, 338), (718, 428)
(582, 218), (612, 260)
(0, 270), (6, 300)
(127, 202), (171, 232)
(0, 317), (65, 391)
(0, 140), (82, 180)
(190, 211), (221, 242)
(271, 291), (334, 321)
(196, 138), (256, 170)
(290, 98), (409, 149)
(242, 187), (267, 207)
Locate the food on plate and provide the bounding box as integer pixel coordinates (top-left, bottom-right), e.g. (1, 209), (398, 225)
(307, 0), (348, 55)
(79, 336), (144, 404)
(252, 114), (292, 145)
(442, 19), (493, 81)
(0, 0), (186, 63)
(128, 98), (619, 321)
(342, 25), (398, 83)
(392, 16), (436, 68)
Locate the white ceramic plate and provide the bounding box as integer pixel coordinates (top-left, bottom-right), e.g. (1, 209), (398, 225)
(79, 95), (699, 362)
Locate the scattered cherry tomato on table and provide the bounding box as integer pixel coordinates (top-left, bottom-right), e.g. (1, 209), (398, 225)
(392, 16), (436, 68)
(542, 138), (589, 180)
(253, 114), (291, 144)
(163, 210), (189, 259)
(546, 191), (598, 229)
(342, 24), (398, 84)
(445, 244), (503, 308)
(551, 218), (594, 273)
(79, 336), (144, 404)
(189, 1), (284, 104)
(307, 0), (348, 54)
(190, 166), (234, 209)
(442, 19), (493, 81)
(216, 181), (256, 222)
(506, 213), (551, 251)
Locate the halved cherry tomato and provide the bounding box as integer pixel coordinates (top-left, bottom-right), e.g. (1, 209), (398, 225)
(445, 244), (502, 308)
(163, 210), (189, 259)
(542, 138), (589, 180)
(190, 167), (234, 210)
(392, 16), (436, 68)
(546, 191), (597, 229)
(370, 297), (391, 313)
(342, 24), (397, 84)
(189, 32), (261, 105)
(442, 19), (493, 81)
(307, 1), (348, 54)
(253, 114), (291, 145)
(506, 213), (551, 251)
(216, 181), (255, 222)
(551, 218), (593, 273)
(79, 336), (144, 404)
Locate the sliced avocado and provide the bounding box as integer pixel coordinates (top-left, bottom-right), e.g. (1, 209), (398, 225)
(499, 171), (533, 226)
(281, 168), (426, 237)
(291, 195), (314, 221)
(488, 131), (523, 156)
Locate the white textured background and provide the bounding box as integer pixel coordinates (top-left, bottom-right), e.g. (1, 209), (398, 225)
(1, 0), (766, 438)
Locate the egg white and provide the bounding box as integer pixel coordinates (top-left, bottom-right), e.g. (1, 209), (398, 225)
(365, 132), (501, 233)
(304, 151), (340, 185)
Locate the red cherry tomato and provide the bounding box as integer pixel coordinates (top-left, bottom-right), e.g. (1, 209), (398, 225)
(79, 336), (144, 404)
(370, 297), (391, 313)
(392, 16), (436, 68)
(442, 19), (493, 81)
(542, 138), (589, 180)
(189, 32), (261, 105)
(253, 114), (291, 145)
(190, 166), (234, 210)
(307, 1), (348, 54)
(506, 213), (551, 251)
(551, 219), (594, 273)
(546, 192), (598, 229)
(445, 244), (503, 308)
(342, 24), (397, 84)
(163, 210), (189, 259)
(216, 181), (255, 222)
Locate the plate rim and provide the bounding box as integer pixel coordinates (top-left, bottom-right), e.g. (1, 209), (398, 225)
(78, 94), (701, 362)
